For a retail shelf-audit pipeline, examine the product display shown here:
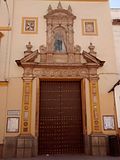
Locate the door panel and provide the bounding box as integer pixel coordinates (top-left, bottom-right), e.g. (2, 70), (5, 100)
(39, 81), (84, 154)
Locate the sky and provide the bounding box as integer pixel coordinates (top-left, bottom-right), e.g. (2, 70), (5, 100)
(110, 0), (120, 8)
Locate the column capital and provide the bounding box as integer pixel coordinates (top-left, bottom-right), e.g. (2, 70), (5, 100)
(88, 75), (99, 81)
(22, 77), (34, 81)
(23, 67), (34, 79)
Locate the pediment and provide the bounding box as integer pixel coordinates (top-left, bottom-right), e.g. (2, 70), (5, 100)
(16, 43), (105, 69)
(82, 50), (105, 67)
(16, 50), (39, 66)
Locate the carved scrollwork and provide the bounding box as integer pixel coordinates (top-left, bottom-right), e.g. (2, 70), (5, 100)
(33, 68), (88, 78)
(39, 45), (47, 54)
(74, 45), (81, 54)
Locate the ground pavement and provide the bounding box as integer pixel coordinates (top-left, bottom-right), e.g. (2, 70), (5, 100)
(2, 154), (120, 160)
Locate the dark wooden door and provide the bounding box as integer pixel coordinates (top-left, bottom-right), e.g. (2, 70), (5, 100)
(39, 81), (84, 154)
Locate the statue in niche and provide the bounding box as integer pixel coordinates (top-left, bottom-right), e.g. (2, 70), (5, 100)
(54, 33), (66, 52)
(54, 39), (62, 51)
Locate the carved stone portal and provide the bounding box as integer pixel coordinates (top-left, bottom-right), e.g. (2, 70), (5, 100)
(15, 2), (107, 157)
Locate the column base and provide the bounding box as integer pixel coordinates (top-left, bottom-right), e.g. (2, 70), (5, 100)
(84, 135), (91, 155)
(90, 133), (108, 156)
(16, 135), (38, 158)
(3, 135), (38, 158)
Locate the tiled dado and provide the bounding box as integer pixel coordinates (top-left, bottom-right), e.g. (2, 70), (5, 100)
(21, 79), (32, 134)
(89, 78), (102, 133)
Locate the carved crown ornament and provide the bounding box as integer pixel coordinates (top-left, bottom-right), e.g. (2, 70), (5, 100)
(16, 2), (105, 79)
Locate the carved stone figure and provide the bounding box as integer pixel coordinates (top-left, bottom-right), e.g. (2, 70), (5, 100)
(54, 39), (62, 51)
(74, 45), (81, 54)
(39, 45), (47, 54)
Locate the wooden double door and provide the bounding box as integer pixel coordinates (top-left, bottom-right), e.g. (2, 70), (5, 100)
(39, 81), (84, 154)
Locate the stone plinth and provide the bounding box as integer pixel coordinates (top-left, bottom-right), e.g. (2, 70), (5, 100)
(90, 134), (108, 156)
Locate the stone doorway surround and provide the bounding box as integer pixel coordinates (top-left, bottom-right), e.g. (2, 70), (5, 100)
(3, 41), (107, 158)
(3, 3), (107, 158)
(11, 40), (106, 157)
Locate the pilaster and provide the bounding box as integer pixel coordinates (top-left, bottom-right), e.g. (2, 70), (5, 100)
(15, 77), (36, 158)
(21, 77), (33, 135)
(89, 77), (108, 156)
(89, 77), (102, 133)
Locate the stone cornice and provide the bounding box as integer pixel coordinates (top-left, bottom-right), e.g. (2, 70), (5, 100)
(0, 26), (12, 31)
(16, 61), (101, 68)
(0, 81), (8, 86)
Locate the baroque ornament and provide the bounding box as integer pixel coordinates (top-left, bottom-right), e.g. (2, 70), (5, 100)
(15, 2), (105, 135)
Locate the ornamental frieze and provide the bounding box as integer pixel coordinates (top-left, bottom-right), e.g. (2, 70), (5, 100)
(33, 68), (89, 78)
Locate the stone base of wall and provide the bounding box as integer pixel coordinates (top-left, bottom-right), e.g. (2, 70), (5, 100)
(2, 134), (109, 158)
(16, 135), (38, 158)
(3, 135), (38, 158)
(0, 144), (3, 158)
(3, 137), (17, 158)
(90, 134), (108, 156)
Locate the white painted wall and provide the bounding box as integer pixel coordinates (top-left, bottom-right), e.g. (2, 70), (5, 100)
(111, 8), (120, 79)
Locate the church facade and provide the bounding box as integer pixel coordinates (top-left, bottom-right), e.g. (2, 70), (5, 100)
(0, 0), (119, 158)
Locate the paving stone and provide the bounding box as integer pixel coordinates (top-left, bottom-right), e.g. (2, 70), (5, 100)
(1, 155), (120, 160)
